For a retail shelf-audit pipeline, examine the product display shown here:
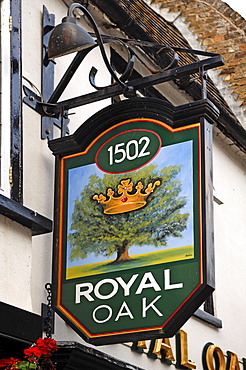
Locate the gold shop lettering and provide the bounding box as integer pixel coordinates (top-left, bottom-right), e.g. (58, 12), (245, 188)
(131, 331), (246, 369)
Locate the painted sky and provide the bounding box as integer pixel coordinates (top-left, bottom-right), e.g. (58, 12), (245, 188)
(66, 140), (194, 268)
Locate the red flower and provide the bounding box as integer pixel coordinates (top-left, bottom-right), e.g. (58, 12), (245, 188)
(0, 337), (58, 370)
(0, 358), (20, 367)
(24, 347), (42, 358)
(35, 338), (58, 357)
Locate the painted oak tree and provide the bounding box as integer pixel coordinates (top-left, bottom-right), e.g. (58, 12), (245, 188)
(68, 164), (189, 264)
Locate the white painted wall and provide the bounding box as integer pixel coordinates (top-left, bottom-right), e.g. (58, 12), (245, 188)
(0, 215), (33, 311)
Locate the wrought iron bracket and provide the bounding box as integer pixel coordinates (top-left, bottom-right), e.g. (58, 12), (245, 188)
(23, 6), (70, 140)
(23, 6), (224, 139)
(23, 85), (70, 138)
(43, 54), (223, 115)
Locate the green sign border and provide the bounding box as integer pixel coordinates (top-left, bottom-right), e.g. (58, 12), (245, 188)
(57, 118), (202, 340)
(50, 97), (215, 345)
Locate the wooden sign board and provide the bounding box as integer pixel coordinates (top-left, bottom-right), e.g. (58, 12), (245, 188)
(49, 98), (216, 345)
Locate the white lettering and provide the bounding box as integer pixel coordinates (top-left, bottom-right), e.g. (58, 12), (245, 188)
(108, 136), (151, 165)
(115, 301), (134, 321)
(75, 283), (94, 303)
(94, 278), (119, 299)
(92, 305), (113, 323)
(116, 274), (139, 296)
(164, 269), (183, 290)
(75, 269), (184, 305)
(135, 272), (161, 295)
(142, 295), (163, 317)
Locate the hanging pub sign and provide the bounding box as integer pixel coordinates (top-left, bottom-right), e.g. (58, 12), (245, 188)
(49, 97), (218, 345)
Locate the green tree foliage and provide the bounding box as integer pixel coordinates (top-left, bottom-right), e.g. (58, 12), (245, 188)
(68, 164), (189, 264)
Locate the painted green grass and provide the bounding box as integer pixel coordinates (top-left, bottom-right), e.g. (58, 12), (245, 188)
(66, 245), (194, 279)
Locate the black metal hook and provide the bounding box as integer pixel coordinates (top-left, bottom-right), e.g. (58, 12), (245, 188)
(89, 44), (135, 91)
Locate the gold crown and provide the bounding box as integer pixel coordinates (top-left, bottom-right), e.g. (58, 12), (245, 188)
(93, 178), (161, 215)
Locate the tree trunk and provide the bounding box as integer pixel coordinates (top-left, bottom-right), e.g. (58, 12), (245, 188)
(115, 240), (131, 263)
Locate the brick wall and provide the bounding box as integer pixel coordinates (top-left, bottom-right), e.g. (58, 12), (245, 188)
(150, 0), (246, 109)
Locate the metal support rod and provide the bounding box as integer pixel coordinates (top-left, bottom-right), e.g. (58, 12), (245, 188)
(22, 5), (226, 141)
(48, 47), (96, 104)
(92, 33), (221, 58)
(39, 54), (223, 114)
(201, 69), (208, 100)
